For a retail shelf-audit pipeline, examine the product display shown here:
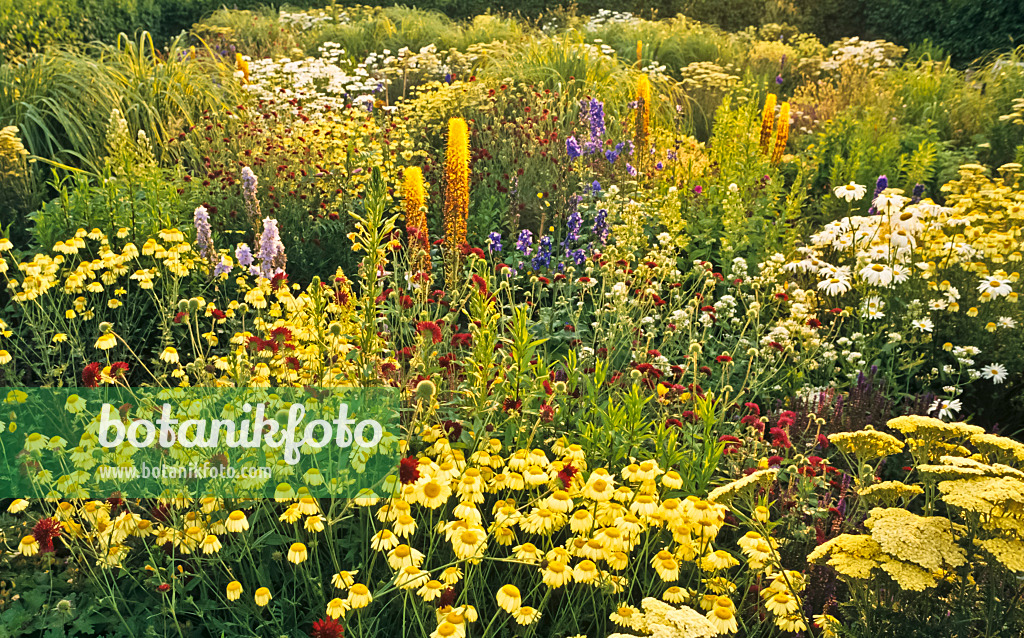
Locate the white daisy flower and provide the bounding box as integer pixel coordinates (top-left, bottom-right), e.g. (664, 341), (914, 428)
(978, 275), (1012, 299)
(833, 182), (867, 202)
(859, 263), (893, 287)
(981, 363), (1008, 384)
(912, 318), (934, 332)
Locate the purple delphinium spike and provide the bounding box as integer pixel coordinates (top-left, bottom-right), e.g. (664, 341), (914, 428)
(193, 205), (215, 265)
(867, 175), (888, 214)
(487, 231), (502, 253)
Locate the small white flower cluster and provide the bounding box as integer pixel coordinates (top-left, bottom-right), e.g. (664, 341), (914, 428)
(277, 9), (340, 31)
(820, 37), (906, 72)
(584, 10), (636, 31)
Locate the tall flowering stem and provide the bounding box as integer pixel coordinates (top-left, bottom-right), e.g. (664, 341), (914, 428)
(241, 166), (262, 237)
(634, 75), (652, 172)
(759, 94), (777, 155)
(349, 166), (399, 385)
(443, 117), (470, 288)
(403, 166), (429, 274)
(770, 102), (790, 165)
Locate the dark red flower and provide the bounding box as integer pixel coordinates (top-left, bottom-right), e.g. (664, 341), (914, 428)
(539, 404), (555, 422)
(471, 274), (488, 295)
(31, 517), (61, 553)
(416, 321), (443, 344)
(806, 318), (822, 328)
(310, 618), (345, 638)
(502, 397), (522, 412)
(82, 362), (101, 388)
(442, 420), (463, 442)
(436, 587), (457, 609)
(767, 455), (784, 467)
(399, 456), (420, 484)
(211, 308), (226, 319)
(557, 462), (578, 489)
(770, 427), (792, 449)
(816, 434), (830, 449)
(109, 361), (129, 378)
(451, 333), (473, 348)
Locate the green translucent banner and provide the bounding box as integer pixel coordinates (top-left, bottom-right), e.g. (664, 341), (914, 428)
(0, 387), (401, 499)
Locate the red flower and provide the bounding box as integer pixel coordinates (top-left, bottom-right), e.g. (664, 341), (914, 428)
(767, 455), (784, 467)
(210, 308), (226, 319)
(416, 321), (443, 344)
(399, 295), (414, 309)
(442, 420), (463, 442)
(715, 354), (733, 363)
(743, 402), (760, 416)
(451, 333), (473, 348)
(557, 462), (578, 489)
(157, 583), (171, 593)
(436, 587), (457, 609)
(769, 427), (792, 449)
(31, 517), (61, 553)
(109, 361), (129, 378)
(768, 341), (784, 351)
(806, 318), (822, 328)
(173, 311), (188, 324)
(471, 274), (488, 295)
(537, 276), (551, 284)
(82, 362), (101, 388)
(816, 434), (830, 449)
(502, 397), (522, 412)
(396, 347), (415, 361)
(310, 618), (345, 638)
(399, 456), (420, 484)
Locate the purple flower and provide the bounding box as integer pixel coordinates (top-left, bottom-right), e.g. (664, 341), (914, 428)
(235, 243), (254, 267)
(591, 180), (601, 194)
(666, 150), (677, 160)
(592, 209), (609, 244)
(193, 205), (214, 263)
(566, 209), (582, 243)
(487, 231), (502, 252)
(911, 183), (924, 204)
(516, 229), (533, 256)
(532, 235), (553, 270)
(580, 98), (606, 154)
(240, 166), (262, 228)
(775, 74), (783, 84)
(655, 161), (664, 170)
(626, 163), (637, 177)
(566, 135), (582, 159)
(568, 248), (586, 265)
(213, 259), (232, 277)
(868, 175), (888, 214)
(605, 149), (619, 164)
(256, 217), (286, 279)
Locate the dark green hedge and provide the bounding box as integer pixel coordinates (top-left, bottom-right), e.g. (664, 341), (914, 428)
(2, 0), (1022, 66)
